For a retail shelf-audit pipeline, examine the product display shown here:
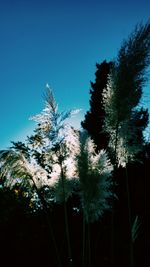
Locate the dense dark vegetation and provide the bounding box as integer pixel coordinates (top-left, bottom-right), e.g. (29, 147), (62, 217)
(0, 152), (150, 267)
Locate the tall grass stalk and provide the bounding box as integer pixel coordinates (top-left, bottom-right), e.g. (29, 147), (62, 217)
(125, 166), (134, 267)
(103, 21), (150, 266)
(82, 216), (86, 267)
(33, 183), (62, 267)
(78, 132), (113, 266)
(60, 161), (73, 267)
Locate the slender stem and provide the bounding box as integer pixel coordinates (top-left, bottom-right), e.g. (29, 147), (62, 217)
(111, 120), (119, 266)
(60, 162), (73, 267)
(87, 222), (91, 267)
(82, 215), (85, 267)
(43, 207), (62, 267)
(31, 178), (62, 267)
(110, 180), (115, 266)
(125, 166), (134, 267)
(114, 120), (119, 167)
(82, 208), (91, 267)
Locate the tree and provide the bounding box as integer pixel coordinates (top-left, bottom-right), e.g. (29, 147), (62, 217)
(81, 60), (113, 151)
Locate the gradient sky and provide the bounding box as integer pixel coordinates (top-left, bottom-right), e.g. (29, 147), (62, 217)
(0, 0), (150, 149)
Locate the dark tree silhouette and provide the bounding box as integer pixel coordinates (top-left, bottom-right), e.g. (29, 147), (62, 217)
(81, 60), (113, 151)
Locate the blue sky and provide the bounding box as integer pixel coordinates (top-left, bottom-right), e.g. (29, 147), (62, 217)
(0, 0), (150, 149)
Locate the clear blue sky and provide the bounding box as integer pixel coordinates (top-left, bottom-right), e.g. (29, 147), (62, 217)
(0, 0), (150, 149)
